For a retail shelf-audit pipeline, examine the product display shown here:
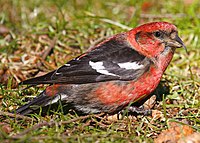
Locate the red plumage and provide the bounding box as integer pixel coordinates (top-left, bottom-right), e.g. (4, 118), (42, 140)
(16, 22), (185, 115)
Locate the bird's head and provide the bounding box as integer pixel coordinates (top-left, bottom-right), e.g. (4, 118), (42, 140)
(128, 22), (186, 58)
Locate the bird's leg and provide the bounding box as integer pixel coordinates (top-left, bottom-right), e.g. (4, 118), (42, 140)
(127, 106), (152, 115)
(117, 105), (152, 119)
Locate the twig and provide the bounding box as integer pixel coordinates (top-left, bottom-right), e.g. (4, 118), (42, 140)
(11, 114), (95, 139)
(11, 121), (53, 139)
(37, 38), (56, 69)
(0, 111), (36, 122)
(41, 39), (56, 60)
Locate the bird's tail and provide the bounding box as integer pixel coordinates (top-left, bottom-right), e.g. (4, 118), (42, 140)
(15, 91), (54, 115)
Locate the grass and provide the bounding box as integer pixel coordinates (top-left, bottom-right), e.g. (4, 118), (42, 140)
(0, 0), (200, 142)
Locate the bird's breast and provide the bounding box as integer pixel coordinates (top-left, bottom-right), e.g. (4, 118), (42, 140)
(92, 66), (163, 106)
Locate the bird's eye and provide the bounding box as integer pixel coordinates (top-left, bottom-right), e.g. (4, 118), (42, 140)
(154, 31), (163, 39)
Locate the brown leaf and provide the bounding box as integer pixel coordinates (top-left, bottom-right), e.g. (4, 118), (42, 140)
(178, 132), (200, 143)
(143, 95), (156, 110)
(0, 68), (20, 88)
(141, 2), (153, 13)
(0, 25), (9, 36)
(0, 122), (12, 134)
(154, 122), (194, 143)
(151, 110), (164, 121)
(106, 113), (137, 121)
(184, 0), (195, 5)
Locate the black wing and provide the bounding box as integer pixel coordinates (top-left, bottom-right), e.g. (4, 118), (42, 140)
(21, 34), (152, 85)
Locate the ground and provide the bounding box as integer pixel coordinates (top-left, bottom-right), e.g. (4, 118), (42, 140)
(0, 0), (199, 142)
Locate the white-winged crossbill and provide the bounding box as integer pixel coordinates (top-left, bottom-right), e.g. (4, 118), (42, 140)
(16, 22), (186, 115)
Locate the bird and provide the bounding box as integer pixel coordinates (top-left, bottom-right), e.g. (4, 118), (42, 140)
(15, 22), (186, 115)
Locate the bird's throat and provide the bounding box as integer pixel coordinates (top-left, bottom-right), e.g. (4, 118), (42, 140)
(157, 46), (175, 72)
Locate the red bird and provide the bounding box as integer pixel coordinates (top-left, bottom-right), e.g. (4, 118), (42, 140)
(16, 22), (186, 115)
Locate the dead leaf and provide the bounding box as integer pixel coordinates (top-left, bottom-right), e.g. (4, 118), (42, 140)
(154, 122), (194, 143)
(106, 114), (119, 121)
(106, 114), (137, 121)
(0, 122), (12, 134)
(141, 2), (153, 13)
(178, 132), (200, 143)
(0, 25), (9, 36)
(151, 110), (164, 121)
(143, 95), (156, 110)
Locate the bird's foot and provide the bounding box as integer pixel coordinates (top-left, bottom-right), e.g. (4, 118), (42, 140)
(117, 106), (152, 119)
